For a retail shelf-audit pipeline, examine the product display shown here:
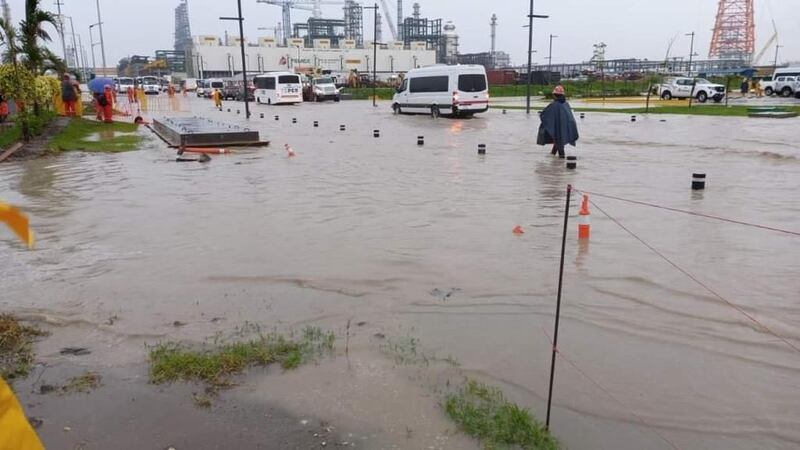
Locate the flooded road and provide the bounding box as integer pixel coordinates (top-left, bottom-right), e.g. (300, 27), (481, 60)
(2, 98), (799, 449)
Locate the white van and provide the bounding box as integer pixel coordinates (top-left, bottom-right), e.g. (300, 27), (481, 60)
(116, 77), (134, 94)
(183, 78), (199, 92)
(392, 65), (489, 118)
(253, 72), (303, 105)
(205, 78), (225, 98)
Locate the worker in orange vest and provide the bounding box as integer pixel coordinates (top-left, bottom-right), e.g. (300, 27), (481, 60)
(211, 88), (222, 111)
(102, 85), (114, 123)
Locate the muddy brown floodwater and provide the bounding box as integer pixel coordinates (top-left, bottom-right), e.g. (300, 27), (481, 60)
(2, 98), (799, 450)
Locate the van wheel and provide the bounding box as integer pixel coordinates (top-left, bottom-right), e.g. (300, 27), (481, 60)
(696, 91), (708, 103)
(431, 106), (440, 118)
(661, 91), (672, 100)
(392, 103), (401, 115)
(781, 87), (793, 97)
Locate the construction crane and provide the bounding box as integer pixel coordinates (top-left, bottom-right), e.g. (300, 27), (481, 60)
(752, 20), (778, 66)
(256, 0), (347, 45)
(378, 0), (398, 41)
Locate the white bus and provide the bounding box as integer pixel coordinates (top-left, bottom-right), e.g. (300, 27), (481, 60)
(253, 72), (303, 105)
(392, 65), (489, 118)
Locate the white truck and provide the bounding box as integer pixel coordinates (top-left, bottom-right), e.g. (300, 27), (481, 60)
(658, 77), (726, 103)
(774, 75), (797, 98)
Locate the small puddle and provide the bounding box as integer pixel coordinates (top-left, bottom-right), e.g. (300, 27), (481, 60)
(84, 131), (137, 142)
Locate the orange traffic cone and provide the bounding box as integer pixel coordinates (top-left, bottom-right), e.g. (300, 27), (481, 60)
(512, 225), (525, 235)
(285, 144), (296, 158)
(578, 195), (590, 239)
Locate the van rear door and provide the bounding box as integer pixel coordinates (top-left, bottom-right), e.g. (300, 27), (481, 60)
(456, 73), (489, 111)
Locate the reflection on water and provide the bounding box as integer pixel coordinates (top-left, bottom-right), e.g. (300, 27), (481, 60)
(1, 103), (799, 450)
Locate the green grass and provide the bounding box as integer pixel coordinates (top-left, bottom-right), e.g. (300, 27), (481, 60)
(446, 380), (559, 450)
(49, 118), (142, 153)
(493, 104), (800, 117)
(0, 314), (47, 381)
(148, 326), (335, 387)
(340, 87), (396, 100)
(0, 124), (22, 148)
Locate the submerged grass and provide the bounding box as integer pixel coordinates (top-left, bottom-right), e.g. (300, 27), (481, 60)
(493, 104), (800, 117)
(446, 380), (559, 450)
(49, 118), (141, 153)
(148, 326), (335, 387)
(60, 372), (102, 394)
(0, 314), (46, 381)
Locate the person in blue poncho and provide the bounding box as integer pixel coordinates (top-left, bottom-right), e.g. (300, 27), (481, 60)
(537, 85), (579, 158)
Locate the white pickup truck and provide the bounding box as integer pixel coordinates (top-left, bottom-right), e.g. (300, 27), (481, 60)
(658, 77), (726, 103)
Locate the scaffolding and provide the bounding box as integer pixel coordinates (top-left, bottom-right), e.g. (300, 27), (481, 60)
(344, 0), (364, 47)
(401, 17), (444, 62)
(294, 18), (347, 47)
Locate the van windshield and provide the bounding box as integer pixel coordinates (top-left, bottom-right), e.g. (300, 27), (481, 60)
(211, 81), (224, 88)
(458, 74), (487, 92)
(315, 78), (334, 85)
(279, 75), (300, 84)
(118, 78), (133, 84)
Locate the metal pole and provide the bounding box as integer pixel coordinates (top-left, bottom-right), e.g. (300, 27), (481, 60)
(772, 44), (782, 75)
(547, 34), (555, 85)
(76, 33), (86, 79)
(686, 32), (695, 77)
(545, 184), (572, 431)
(373, 2), (378, 107)
(55, 0), (68, 63)
(88, 25), (97, 74)
(525, 0), (534, 114)
(95, 0), (107, 73)
(67, 15), (79, 71)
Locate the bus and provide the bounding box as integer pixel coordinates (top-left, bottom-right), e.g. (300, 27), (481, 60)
(253, 72), (303, 105)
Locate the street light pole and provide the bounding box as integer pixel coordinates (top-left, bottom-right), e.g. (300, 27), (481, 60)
(88, 25), (97, 74)
(95, 0), (107, 73)
(364, 4), (379, 107)
(773, 44), (782, 75)
(547, 34), (558, 85)
(686, 32), (695, 76)
(525, 0), (548, 115)
(54, 0), (68, 63)
(220, 0), (251, 119)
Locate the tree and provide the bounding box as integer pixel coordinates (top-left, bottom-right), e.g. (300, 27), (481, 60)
(0, 16), (18, 64)
(18, 0), (57, 73)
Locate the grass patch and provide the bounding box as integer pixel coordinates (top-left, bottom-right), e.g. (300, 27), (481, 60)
(446, 380), (559, 450)
(0, 314), (47, 381)
(49, 118), (141, 153)
(148, 326), (335, 388)
(340, 87), (396, 100)
(493, 104), (800, 117)
(0, 111), (57, 148)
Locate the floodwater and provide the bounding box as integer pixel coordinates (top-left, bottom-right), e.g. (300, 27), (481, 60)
(2, 98), (799, 449)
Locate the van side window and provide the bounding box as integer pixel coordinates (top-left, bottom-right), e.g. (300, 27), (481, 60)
(458, 75), (487, 92)
(410, 76), (449, 93)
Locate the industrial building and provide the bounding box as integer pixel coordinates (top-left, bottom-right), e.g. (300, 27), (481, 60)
(188, 36), (436, 79)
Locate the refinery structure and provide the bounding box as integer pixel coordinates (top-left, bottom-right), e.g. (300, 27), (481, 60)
(159, 0), (779, 81)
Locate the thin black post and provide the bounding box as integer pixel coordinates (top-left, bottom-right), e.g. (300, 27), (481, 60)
(525, 0), (534, 114)
(373, 3), (378, 107)
(221, 1), (250, 119)
(547, 34), (557, 85)
(546, 184), (572, 431)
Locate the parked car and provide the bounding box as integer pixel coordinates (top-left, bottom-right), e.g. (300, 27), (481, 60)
(765, 67), (800, 96)
(392, 64), (489, 118)
(204, 79), (224, 98)
(774, 75), (797, 98)
(311, 77), (341, 102)
(116, 77), (134, 94)
(759, 76), (776, 96)
(138, 76), (161, 95)
(221, 79), (255, 101)
(658, 77), (726, 103)
(196, 80), (207, 97)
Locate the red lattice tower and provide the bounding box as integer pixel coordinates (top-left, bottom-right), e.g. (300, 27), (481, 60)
(709, 0), (755, 61)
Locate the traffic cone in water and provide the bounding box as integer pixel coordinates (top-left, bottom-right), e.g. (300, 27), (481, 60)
(513, 225), (525, 235)
(578, 195), (591, 240)
(285, 144), (296, 158)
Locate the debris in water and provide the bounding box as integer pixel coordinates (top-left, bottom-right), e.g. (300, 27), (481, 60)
(28, 417), (43, 429)
(513, 225), (525, 235)
(60, 347), (91, 356)
(430, 288), (461, 302)
(172, 321), (186, 328)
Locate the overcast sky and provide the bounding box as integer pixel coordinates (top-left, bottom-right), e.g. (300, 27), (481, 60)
(5, 0), (798, 67)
